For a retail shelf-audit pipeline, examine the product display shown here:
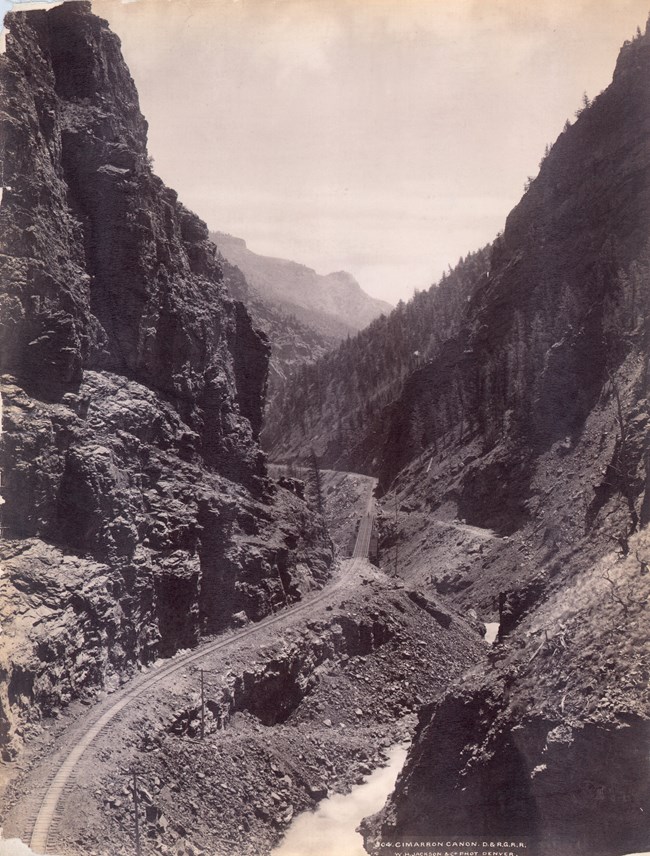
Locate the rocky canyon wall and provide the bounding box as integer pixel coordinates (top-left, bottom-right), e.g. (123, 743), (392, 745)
(0, 2), (332, 759)
(364, 21), (650, 856)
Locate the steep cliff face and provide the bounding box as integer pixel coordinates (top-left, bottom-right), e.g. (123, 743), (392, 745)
(378, 21), (650, 503)
(0, 2), (268, 479)
(365, 526), (650, 856)
(0, 2), (332, 759)
(362, 23), (650, 856)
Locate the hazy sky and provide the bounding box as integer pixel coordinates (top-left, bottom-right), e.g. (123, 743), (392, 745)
(3, 0), (650, 302)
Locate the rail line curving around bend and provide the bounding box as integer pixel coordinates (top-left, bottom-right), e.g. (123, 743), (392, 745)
(29, 477), (377, 854)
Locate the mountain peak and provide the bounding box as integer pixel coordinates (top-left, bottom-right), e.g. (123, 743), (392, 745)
(212, 230), (247, 249)
(613, 16), (650, 80)
(325, 270), (361, 288)
(211, 231), (392, 339)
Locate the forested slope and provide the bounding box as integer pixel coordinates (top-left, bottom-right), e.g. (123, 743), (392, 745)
(263, 246), (491, 471)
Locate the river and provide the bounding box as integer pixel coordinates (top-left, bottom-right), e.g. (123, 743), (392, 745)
(271, 743), (408, 856)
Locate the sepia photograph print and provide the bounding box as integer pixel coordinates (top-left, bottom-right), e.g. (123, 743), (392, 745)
(0, 1), (649, 855)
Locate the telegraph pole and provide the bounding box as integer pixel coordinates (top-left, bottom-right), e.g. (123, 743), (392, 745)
(132, 770), (141, 856)
(200, 668), (205, 740)
(394, 492), (398, 578)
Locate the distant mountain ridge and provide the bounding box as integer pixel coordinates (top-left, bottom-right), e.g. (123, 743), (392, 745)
(216, 252), (338, 395)
(211, 231), (392, 340)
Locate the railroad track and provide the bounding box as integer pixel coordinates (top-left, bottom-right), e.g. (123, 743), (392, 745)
(27, 477), (377, 854)
(352, 477), (376, 559)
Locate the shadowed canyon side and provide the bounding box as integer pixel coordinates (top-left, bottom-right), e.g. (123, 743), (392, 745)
(0, 1), (333, 760)
(266, 20), (650, 856)
(368, 27), (650, 856)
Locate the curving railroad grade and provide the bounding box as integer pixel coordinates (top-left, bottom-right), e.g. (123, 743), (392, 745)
(25, 476), (377, 855)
